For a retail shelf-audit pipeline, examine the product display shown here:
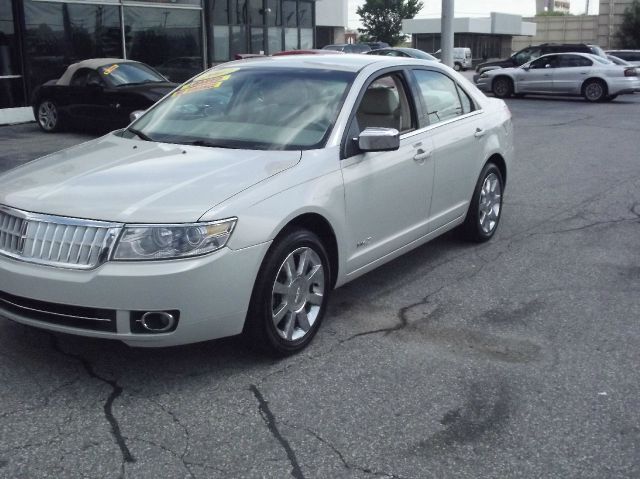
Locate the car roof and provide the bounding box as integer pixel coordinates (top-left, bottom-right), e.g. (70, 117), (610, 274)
(219, 53), (423, 72)
(57, 58), (139, 85)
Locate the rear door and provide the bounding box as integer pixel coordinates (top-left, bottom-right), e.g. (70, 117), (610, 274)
(552, 54), (593, 94)
(410, 68), (484, 231)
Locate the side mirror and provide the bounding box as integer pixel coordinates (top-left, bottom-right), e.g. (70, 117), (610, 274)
(545, 63), (552, 69)
(358, 127), (400, 152)
(87, 81), (103, 89)
(129, 110), (145, 123)
(522, 65), (530, 71)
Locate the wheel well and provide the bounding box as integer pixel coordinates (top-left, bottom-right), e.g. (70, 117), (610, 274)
(487, 154), (507, 187)
(582, 78), (607, 95)
(278, 213), (339, 288)
(492, 75), (513, 88)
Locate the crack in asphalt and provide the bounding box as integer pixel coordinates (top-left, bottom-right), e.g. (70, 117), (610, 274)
(148, 398), (195, 478)
(49, 335), (135, 471)
(249, 384), (304, 479)
(284, 422), (411, 479)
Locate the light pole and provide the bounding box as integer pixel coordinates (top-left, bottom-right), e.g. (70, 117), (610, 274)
(441, 0), (454, 68)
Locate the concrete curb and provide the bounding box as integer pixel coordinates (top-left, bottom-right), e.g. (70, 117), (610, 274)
(0, 107), (35, 126)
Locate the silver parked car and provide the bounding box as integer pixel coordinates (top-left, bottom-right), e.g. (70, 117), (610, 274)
(476, 52), (640, 102)
(0, 55), (513, 355)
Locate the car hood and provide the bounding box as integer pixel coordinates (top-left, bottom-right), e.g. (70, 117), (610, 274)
(0, 133), (301, 223)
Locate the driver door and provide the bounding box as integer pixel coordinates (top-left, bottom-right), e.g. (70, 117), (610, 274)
(341, 71), (435, 274)
(517, 55), (558, 93)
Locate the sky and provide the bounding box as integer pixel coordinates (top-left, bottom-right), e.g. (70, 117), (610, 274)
(347, 0), (599, 29)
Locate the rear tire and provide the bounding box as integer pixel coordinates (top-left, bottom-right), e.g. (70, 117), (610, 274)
(492, 77), (513, 99)
(36, 99), (63, 132)
(243, 228), (331, 356)
(582, 79), (607, 102)
(460, 163), (504, 243)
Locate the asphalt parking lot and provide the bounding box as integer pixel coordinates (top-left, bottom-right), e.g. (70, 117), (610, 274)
(1, 92), (639, 479)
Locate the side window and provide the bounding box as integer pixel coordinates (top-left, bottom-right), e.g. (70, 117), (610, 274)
(70, 68), (92, 87)
(558, 55), (592, 68)
(86, 70), (104, 87)
(456, 84), (475, 114)
(530, 56), (557, 69)
(354, 73), (414, 134)
(413, 70), (463, 125)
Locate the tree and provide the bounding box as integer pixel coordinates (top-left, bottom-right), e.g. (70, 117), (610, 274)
(357, 0), (423, 46)
(617, 0), (640, 48)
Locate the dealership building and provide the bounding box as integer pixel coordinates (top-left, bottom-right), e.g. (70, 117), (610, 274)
(0, 0), (347, 115)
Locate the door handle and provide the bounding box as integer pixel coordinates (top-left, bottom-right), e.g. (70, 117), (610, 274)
(413, 149), (432, 163)
(474, 128), (486, 139)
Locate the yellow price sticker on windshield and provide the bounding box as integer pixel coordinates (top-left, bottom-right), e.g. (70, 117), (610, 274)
(173, 68), (238, 96)
(103, 64), (119, 75)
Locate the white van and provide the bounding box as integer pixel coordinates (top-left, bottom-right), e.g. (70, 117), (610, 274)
(434, 47), (473, 71)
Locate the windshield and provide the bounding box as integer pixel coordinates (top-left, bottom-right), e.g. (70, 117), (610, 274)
(589, 46), (607, 58)
(513, 48), (540, 65)
(99, 63), (167, 86)
(125, 67), (355, 150)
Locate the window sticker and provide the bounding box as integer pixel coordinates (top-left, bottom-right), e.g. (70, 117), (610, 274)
(102, 64), (119, 75)
(173, 68), (238, 96)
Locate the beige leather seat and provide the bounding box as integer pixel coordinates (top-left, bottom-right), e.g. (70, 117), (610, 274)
(356, 88), (400, 131)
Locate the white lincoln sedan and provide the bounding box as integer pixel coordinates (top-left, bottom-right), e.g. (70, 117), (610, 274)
(0, 55), (513, 355)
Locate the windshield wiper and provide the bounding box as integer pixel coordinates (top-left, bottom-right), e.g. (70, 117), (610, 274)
(118, 80), (163, 87)
(181, 140), (237, 149)
(128, 128), (154, 141)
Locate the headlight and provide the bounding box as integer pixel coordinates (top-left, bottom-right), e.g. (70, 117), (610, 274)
(480, 73), (488, 79)
(113, 218), (236, 260)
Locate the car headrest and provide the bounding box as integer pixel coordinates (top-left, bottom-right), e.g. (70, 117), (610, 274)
(359, 88), (399, 115)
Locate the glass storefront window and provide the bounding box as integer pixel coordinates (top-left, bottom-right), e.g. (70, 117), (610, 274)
(212, 26), (229, 62)
(230, 0), (247, 24)
(124, 7), (203, 83)
(23, 1), (122, 92)
(230, 25), (247, 57)
(283, 0), (296, 27)
(248, 0), (264, 25)
(298, 1), (312, 28)
(267, 27), (282, 54)
(0, 0), (21, 77)
(300, 28), (312, 49)
(211, 0), (229, 25)
(124, 0), (202, 5)
(284, 27), (297, 50)
(250, 27), (264, 53)
(266, 0), (281, 26)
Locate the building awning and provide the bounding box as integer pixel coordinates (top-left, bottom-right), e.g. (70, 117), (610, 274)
(403, 12), (536, 37)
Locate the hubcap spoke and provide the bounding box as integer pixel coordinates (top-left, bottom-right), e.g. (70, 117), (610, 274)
(308, 291), (323, 305)
(297, 311), (311, 331)
(284, 312), (296, 340)
(272, 302), (288, 325)
(273, 281), (289, 296)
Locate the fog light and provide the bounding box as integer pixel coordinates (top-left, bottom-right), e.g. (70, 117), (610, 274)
(131, 310), (179, 334)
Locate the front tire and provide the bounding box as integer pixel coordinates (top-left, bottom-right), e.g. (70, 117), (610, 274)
(461, 163), (504, 242)
(243, 228), (331, 356)
(492, 77), (513, 99)
(454, 63), (462, 71)
(583, 79), (607, 102)
(36, 99), (63, 132)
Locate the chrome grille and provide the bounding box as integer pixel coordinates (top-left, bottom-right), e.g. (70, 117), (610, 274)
(0, 205), (122, 269)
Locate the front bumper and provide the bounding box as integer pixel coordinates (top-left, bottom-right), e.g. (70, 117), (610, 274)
(475, 77), (492, 92)
(0, 242), (270, 347)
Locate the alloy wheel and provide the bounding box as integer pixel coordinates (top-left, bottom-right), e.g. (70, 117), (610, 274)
(479, 172), (502, 234)
(38, 101), (58, 131)
(271, 247), (325, 342)
(585, 82), (604, 101)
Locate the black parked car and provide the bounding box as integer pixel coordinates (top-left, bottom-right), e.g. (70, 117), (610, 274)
(32, 58), (179, 133)
(475, 43), (607, 73)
